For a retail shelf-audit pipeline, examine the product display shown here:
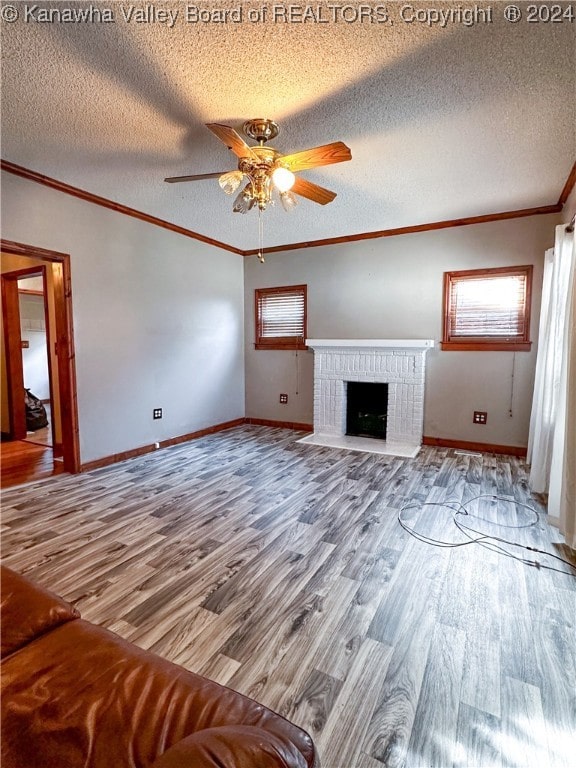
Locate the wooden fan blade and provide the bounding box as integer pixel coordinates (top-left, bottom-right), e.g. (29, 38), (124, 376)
(291, 177), (337, 205)
(280, 141), (351, 172)
(164, 172), (228, 183)
(206, 123), (259, 160)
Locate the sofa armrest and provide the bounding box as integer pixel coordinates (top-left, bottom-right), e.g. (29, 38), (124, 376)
(151, 725), (313, 768)
(1, 566), (79, 658)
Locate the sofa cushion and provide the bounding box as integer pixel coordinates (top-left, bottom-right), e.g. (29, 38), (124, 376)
(1, 617), (317, 768)
(151, 725), (310, 767)
(0, 566), (79, 659)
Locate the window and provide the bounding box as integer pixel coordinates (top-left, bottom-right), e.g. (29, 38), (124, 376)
(441, 266), (532, 351)
(255, 285), (307, 350)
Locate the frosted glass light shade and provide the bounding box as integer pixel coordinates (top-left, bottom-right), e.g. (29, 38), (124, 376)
(272, 166), (295, 193)
(219, 171), (243, 195)
(232, 185), (254, 214)
(280, 191), (298, 212)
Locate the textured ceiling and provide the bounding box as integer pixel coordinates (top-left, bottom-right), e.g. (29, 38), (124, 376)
(1, 1), (575, 250)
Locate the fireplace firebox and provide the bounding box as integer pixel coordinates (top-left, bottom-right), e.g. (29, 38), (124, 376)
(346, 382), (388, 440)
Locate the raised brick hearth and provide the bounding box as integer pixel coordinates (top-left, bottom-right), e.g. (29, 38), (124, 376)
(299, 339), (434, 457)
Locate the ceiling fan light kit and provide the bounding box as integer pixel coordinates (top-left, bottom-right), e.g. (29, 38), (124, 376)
(232, 185), (255, 214)
(280, 191), (299, 212)
(218, 170), (243, 195)
(271, 166), (296, 193)
(165, 118), (352, 262)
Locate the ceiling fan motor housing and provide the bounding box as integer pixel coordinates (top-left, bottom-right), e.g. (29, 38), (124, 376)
(239, 147), (280, 210)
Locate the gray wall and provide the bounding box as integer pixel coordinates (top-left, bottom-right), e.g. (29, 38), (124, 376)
(1, 171), (245, 464)
(244, 214), (559, 447)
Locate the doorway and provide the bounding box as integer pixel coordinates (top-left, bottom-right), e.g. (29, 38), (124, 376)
(1, 239), (79, 483)
(18, 273), (55, 450)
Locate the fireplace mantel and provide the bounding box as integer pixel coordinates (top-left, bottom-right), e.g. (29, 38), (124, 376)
(300, 338), (434, 457)
(306, 339), (435, 350)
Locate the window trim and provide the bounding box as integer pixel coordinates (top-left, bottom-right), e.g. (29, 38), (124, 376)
(441, 265), (533, 352)
(255, 284), (308, 351)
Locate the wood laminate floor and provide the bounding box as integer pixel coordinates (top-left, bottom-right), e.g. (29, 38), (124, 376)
(1, 426), (575, 767)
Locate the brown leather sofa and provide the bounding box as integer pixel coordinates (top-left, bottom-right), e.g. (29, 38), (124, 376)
(1, 566), (318, 768)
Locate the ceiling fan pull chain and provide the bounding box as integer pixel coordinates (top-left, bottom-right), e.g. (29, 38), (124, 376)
(258, 209), (265, 264)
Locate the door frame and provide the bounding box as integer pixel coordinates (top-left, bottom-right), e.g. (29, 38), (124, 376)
(1, 239), (80, 473)
(20, 268), (58, 452)
(2, 268), (34, 440)
(3, 265), (57, 448)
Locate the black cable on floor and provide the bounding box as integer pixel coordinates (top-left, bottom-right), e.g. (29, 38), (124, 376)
(398, 494), (576, 576)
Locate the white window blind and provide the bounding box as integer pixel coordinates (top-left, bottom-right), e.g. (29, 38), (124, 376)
(255, 285), (307, 349)
(449, 274), (528, 339)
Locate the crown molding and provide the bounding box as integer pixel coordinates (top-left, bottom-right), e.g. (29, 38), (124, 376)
(244, 203), (562, 256)
(558, 160), (576, 206)
(2, 158), (572, 258)
(0, 160), (245, 255)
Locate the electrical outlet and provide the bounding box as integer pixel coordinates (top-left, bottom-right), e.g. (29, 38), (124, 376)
(153, 408), (163, 420)
(279, 394), (288, 404)
(473, 411), (487, 425)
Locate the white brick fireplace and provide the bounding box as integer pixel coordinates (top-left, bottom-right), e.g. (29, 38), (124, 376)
(299, 339), (434, 457)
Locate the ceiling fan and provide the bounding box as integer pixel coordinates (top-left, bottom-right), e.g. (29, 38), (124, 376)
(164, 118), (352, 215)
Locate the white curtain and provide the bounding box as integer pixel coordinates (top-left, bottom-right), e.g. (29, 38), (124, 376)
(528, 224), (576, 548)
